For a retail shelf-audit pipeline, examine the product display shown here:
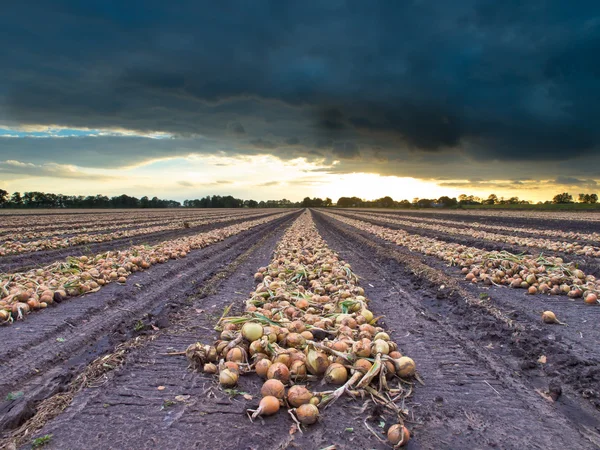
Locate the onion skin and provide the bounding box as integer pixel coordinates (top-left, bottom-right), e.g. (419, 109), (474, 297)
(296, 403), (319, 425)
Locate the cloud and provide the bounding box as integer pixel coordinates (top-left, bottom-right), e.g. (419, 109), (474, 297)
(1, 1), (600, 186)
(0, 160), (114, 180)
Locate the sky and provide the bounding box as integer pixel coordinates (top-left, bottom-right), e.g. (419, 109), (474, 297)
(1, 1), (599, 203)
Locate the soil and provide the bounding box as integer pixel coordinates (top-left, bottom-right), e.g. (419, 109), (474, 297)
(1, 209), (599, 450)
(0, 211), (278, 273)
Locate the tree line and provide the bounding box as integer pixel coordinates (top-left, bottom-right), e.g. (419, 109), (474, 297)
(0, 189), (597, 209)
(0, 190), (181, 208)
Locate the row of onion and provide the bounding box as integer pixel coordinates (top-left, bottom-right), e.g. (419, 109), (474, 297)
(0, 210), (272, 257)
(0, 210), (253, 242)
(324, 211), (600, 305)
(343, 211), (600, 258)
(355, 210), (600, 247)
(0, 212), (291, 322)
(186, 210), (414, 447)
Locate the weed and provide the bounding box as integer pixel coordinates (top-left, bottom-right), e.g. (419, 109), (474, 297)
(31, 434), (52, 448)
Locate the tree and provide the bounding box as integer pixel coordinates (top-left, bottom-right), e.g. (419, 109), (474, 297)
(484, 194), (498, 205)
(553, 192), (573, 204)
(578, 193), (598, 204)
(437, 196), (457, 207)
(323, 197), (333, 207)
(10, 192), (23, 207)
(0, 189), (9, 207)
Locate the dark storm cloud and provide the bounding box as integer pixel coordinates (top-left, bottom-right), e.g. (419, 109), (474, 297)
(1, 0), (600, 181)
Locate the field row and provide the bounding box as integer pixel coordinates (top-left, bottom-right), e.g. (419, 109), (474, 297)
(0, 211), (292, 321)
(359, 208), (600, 222)
(339, 210), (600, 257)
(0, 210), (271, 257)
(0, 209), (248, 234)
(323, 210), (600, 304)
(357, 209), (600, 244)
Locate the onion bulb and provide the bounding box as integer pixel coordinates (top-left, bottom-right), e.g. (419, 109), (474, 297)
(267, 362), (291, 384)
(353, 358), (373, 374)
(296, 403), (319, 425)
(396, 356), (416, 378)
(219, 368), (238, 387)
(255, 359), (272, 379)
(387, 424), (410, 446)
(261, 379), (285, 399)
(306, 348), (330, 375)
(542, 311), (565, 325)
(252, 395), (280, 418)
(324, 363), (348, 385)
(290, 360), (308, 380)
(287, 385), (312, 407)
(203, 363), (217, 374)
(242, 322), (263, 342)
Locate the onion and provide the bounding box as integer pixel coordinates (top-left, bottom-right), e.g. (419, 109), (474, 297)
(267, 362), (290, 384)
(542, 311), (564, 325)
(374, 332), (390, 341)
(354, 358), (372, 374)
(273, 353), (292, 367)
(360, 308), (374, 322)
(203, 363), (217, 374)
(290, 360), (308, 380)
(296, 403), (319, 425)
(242, 322), (263, 342)
(252, 395), (280, 418)
(387, 424), (410, 446)
(585, 293), (598, 305)
(261, 379), (285, 399)
(255, 359), (272, 379)
(286, 333), (307, 349)
(396, 356), (416, 378)
(325, 363), (348, 385)
(309, 396), (320, 406)
(287, 385), (312, 407)
(219, 368), (238, 387)
(226, 347), (245, 363)
(224, 361), (240, 373)
(306, 348), (330, 375)
(372, 339), (390, 356)
(352, 338), (372, 357)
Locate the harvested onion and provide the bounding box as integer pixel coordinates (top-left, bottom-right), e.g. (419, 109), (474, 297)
(219, 368), (238, 387)
(261, 379), (285, 399)
(387, 424), (410, 446)
(287, 385), (312, 407)
(242, 322), (263, 342)
(296, 403), (319, 425)
(252, 395), (280, 418)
